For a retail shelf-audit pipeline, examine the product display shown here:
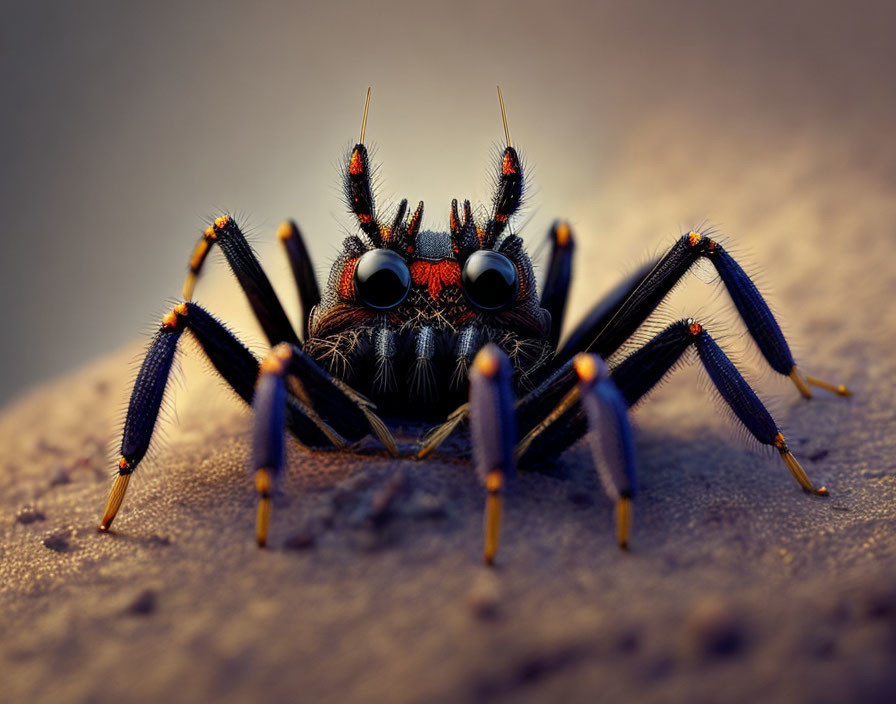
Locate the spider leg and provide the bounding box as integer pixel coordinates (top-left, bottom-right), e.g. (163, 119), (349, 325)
(539, 221), (575, 349)
(551, 257), (660, 368)
(519, 318), (827, 496)
(99, 302), (348, 534)
(277, 220), (321, 342)
(251, 343), (398, 546)
(181, 215), (299, 347)
(557, 231), (849, 398)
(469, 344), (517, 565)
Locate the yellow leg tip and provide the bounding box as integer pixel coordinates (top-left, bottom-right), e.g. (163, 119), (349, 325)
(806, 375), (852, 397)
(255, 469), (273, 547)
(616, 497), (632, 551)
(100, 473), (131, 532)
(182, 273), (198, 302)
(789, 368), (813, 399)
(483, 474), (503, 566)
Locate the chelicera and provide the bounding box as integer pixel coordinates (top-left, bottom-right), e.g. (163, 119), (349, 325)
(99, 88), (850, 563)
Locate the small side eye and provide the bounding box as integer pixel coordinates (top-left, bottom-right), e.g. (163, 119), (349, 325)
(461, 250), (519, 311)
(354, 249), (411, 310)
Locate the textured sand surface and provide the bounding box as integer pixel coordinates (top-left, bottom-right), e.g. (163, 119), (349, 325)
(2, 114), (896, 703)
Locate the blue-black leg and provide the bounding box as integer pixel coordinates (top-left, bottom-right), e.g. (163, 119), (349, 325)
(100, 302), (262, 531)
(514, 353), (638, 547)
(611, 319), (827, 494)
(469, 344), (517, 565)
(251, 346), (290, 546)
(612, 319), (828, 496)
(251, 342), (398, 545)
(573, 354), (638, 549)
(540, 221), (575, 349)
(559, 230), (849, 399)
(517, 319), (826, 535)
(276, 220), (321, 342)
(707, 242), (849, 398)
(182, 215), (299, 347)
(555, 257), (661, 367)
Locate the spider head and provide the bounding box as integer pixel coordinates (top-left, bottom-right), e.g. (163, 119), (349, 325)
(305, 92), (552, 412)
(309, 206), (549, 343)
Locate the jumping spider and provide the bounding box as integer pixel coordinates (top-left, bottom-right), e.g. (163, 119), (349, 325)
(99, 88), (850, 563)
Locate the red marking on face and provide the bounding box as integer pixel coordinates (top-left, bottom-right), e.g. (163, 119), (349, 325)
(349, 150), (363, 175)
(409, 259), (461, 300)
(339, 257), (359, 300)
(358, 213), (372, 224)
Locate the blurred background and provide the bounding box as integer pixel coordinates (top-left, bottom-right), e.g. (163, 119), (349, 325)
(1, 0), (894, 405)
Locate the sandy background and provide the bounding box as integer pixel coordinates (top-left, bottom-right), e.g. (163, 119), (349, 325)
(2, 2), (896, 703)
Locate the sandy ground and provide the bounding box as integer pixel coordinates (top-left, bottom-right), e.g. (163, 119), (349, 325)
(2, 114), (896, 703)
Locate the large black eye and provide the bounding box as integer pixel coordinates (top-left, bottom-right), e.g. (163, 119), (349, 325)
(354, 249), (411, 310)
(461, 250), (519, 311)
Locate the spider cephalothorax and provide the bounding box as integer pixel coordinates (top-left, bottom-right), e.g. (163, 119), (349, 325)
(100, 88), (850, 564)
(305, 147), (551, 415)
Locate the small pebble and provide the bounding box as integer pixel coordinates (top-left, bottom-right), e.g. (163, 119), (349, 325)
(49, 467), (71, 486)
(16, 506), (46, 524)
(43, 529), (72, 553)
(127, 590), (157, 615)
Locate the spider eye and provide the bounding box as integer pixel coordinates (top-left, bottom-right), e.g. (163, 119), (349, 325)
(354, 249), (411, 310)
(461, 250), (519, 311)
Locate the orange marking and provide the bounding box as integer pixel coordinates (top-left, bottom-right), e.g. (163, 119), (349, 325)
(502, 152), (516, 176)
(339, 257), (359, 300)
(773, 432), (787, 451)
(255, 468), (273, 496)
(689, 321), (703, 336)
(495, 214), (508, 223)
(214, 215), (231, 229)
(349, 149), (363, 175)
(359, 213), (372, 224)
(260, 354), (285, 376)
(118, 456), (130, 471)
(204, 225), (217, 240)
(485, 470), (504, 493)
(174, 303), (188, 316)
(573, 353), (597, 382)
(277, 222), (293, 241)
(161, 311), (179, 330)
(409, 259), (461, 300)
(555, 222), (571, 247)
(707, 239), (718, 251)
(474, 349), (500, 378)
(688, 231), (702, 247)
